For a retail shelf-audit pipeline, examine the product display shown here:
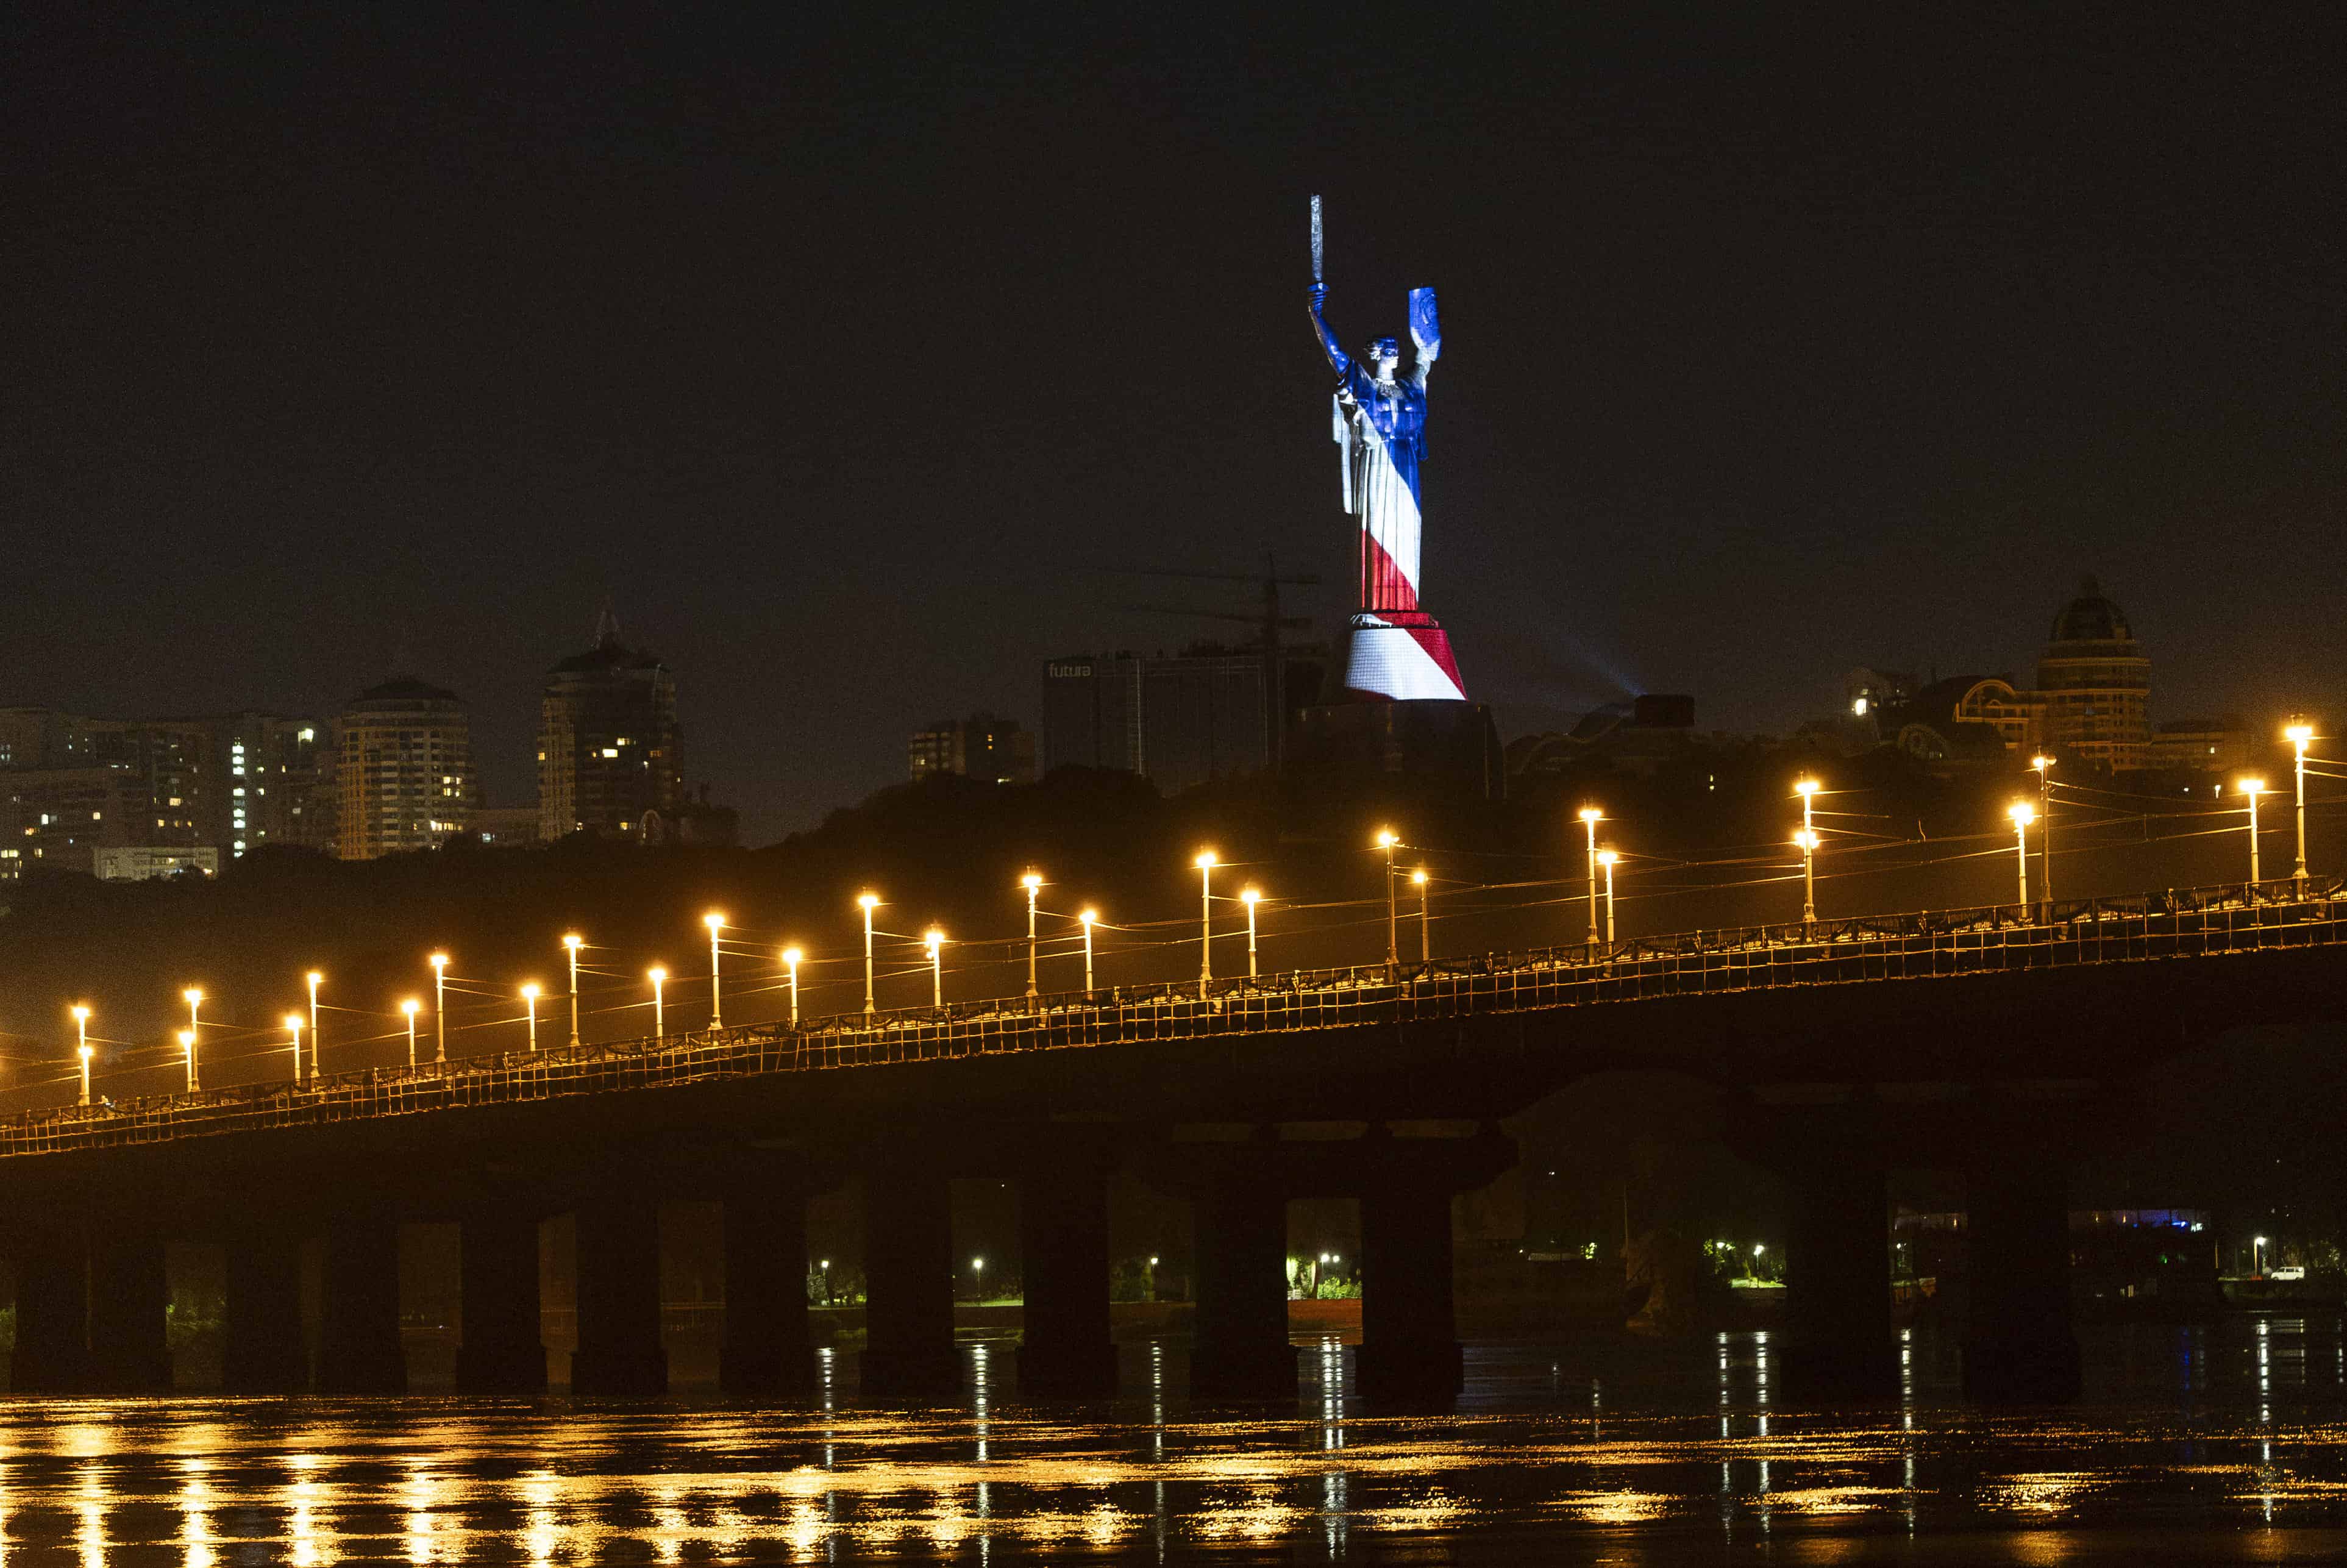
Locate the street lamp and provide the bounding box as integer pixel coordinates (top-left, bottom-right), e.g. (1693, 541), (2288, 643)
(1411, 869), (1431, 961)
(71, 1005), (91, 1107)
(284, 1013), (305, 1083)
(704, 912), (726, 1029)
(1375, 828), (1400, 972)
(1020, 871), (1042, 1001)
(1194, 851), (1217, 996)
(2007, 802), (2035, 911)
(858, 893), (880, 1015)
(1793, 829), (1820, 924)
(562, 933), (584, 1048)
(1240, 887), (1263, 979)
(428, 952), (449, 1062)
(2029, 755), (2056, 912)
(925, 927), (946, 1008)
(648, 966), (667, 1038)
(305, 970), (323, 1068)
(179, 1028), (198, 1092)
(182, 986), (203, 1047)
(2254, 1234), (2268, 1275)
(401, 998), (421, 1067)
(521, 982), (541, 1053)
(972, 1256), (986, 1299)
(782, 946), (803, 1026)
(1078, 908), (1098, 996)
(2239, 777), (2269, 886)
(1576, 807), (1603, 944)
(2286, 719), (2315, 889)
(1595, 850), (1619, 943)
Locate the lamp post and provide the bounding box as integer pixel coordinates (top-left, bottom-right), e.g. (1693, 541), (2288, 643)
(401, 999), (421, 1067)
(562, 933), (583, 1048)
(2029, 755), (2056, 913)
(521, 983), (541, 1053)
(2239, 778), (2268, 886)
(2254, 1234), (2268, 1275)
(1411, 869), (1431, 961)
(71, 1005), (91, 1107)
(305, 969), (323, 1069)
(284, 1013), (304, 1083)
(704, 912), (726, 1029)
(1576, 807), (1603, 944)
(429, 953), (449, 1062)
(182, 986), (202, 1049)
(179, 1028), (198, 1092)
(782, 946), (803, 1026)
(1078, 909), (1098, 996)
(649, 966), (667, 1038)
(2287, 719), (2314, 889)
(1793, 829), (1820, 925)
(925, 927), (946, 1008)
(1596, 850), (1619, 943)
(1375, 828), (1400, 972)
(1020, 871), (1042, 1002)
(858, 893), (880, 1014)
(2007, 802), (2035, 910)
(1241, 887), (1263, 978)
(1194, 851), (1217, 996)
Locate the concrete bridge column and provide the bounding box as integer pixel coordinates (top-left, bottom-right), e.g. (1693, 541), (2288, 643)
(1189, 1170), (1295, 1400)
(455, 1211), (547, 1395)
(1017, 1146), (1117, 1397)
(1779, 1155), (1898, 1400)
(9, 1222), (88, 1394)
(87, 1226), (171, 1393)
(1963, 1155), (2081, 1402)
(318, 1209), (407, 1394)
(1357, 1182), (1460, 1402)
(720, 1156), (816, 1397)
(860, 1160), (958, 1399)
(222, 1228), (307, 1393)
(571, 1191), (667, 1395)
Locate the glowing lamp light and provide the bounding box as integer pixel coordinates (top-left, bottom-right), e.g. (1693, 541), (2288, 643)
(182, 987), (203, 1005)
(521, 982), (541, 1001)
(401, 999), (421, 1017)
(2238, 777), (2267, 796)
(1793, 779), (1820, 797)
(1410, 869), (1429, 885)
(2031, 754), (2056, 772)
(782, 945), (803, 966)
(647, 966), (667, 982)
(1020, 871), (1042, 890)
(429, 952), (449, 970)
(857, 891), (879, 910)
(1241, 886), (1263, 904)
(1793, 829), (1820, 850)
(1193, 850), (1218, 869)
(70, 1005), (90, 1023)
(1078, 908), (1098, 926)
(1373, 828), (1398, 849)
(1596, 850), (1620, 868)
(924, 927), (946, 952)
(2285, 722), (2313, 745)
(2008, 802), (2036, 826)
(283, 1012), (302, 1031)
(177, 1029), (195, 1048)
(1577, 807), (1602, 823)
(703, 911), (725, 930)
(562, 933), (583, 950)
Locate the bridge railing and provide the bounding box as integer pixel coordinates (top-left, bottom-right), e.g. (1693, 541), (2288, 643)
(7, 877), (2340, 1160)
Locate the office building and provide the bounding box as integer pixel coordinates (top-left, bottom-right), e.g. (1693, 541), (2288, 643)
(1042, 644), (1278, 797)
(335, 677), (475, 860)
(536, 620), (682, 842)
(908, 713), (1035, 785)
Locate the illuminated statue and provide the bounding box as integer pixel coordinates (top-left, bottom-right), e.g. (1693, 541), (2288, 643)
(1306, 216), (1466, 702)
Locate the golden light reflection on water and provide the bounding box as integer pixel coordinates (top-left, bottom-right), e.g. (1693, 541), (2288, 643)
(5, 1329), (2347, 1559)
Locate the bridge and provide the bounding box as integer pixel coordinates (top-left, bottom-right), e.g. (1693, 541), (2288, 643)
(2, 877), (2340, 1407)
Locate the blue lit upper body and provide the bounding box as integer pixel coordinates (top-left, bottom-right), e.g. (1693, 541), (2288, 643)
(1309, 287), (1436, 494)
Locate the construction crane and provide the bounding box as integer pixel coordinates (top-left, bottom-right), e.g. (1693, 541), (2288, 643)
(1122, 558), (1322, 774)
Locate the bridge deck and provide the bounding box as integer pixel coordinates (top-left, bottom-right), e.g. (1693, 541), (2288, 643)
(8, 878), (2339, 1160)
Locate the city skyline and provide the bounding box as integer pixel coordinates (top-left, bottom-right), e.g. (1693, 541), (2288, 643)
(6, 10), (2340, 844)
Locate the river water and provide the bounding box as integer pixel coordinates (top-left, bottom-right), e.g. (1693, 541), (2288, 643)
(6, 1320), (2347, 1562)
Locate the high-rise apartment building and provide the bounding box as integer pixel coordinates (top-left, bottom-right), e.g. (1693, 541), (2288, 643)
(335, 677), (475, 860)
(536, 622), (682, 842)
(2034, 577), (2151, 771)
(908, 713), (1035, 785)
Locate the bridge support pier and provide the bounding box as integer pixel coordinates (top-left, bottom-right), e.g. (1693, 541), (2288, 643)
(720, 1156), (817, 1397)
(10, 1222), (88, 1394)
(1963, 1155), (2081, 1403)
(455, 1211), (547, 1395)
(87, 1227), (171, 1393)
(1189, 1169), (1295, 1400)
(1779, 1158), (1897, 1400)
(1358, 1181), (1459, 1403)
(572, 1192), (667, 1395)
(222, 1229), (307, 1393)
(861, 1161), (959, 1399)
(1018, 1147), (1117, 1397)
(318, 1210), (407, 1394)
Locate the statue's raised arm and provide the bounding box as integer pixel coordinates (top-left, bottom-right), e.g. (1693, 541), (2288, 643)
(1307, 282), (1349, 380)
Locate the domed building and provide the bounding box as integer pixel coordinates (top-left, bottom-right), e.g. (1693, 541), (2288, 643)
(2034, 576), (2151, 770)
(334, 675), (474, 860)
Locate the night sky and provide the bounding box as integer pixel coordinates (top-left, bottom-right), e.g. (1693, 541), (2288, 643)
(8, 6), (2342, 842)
